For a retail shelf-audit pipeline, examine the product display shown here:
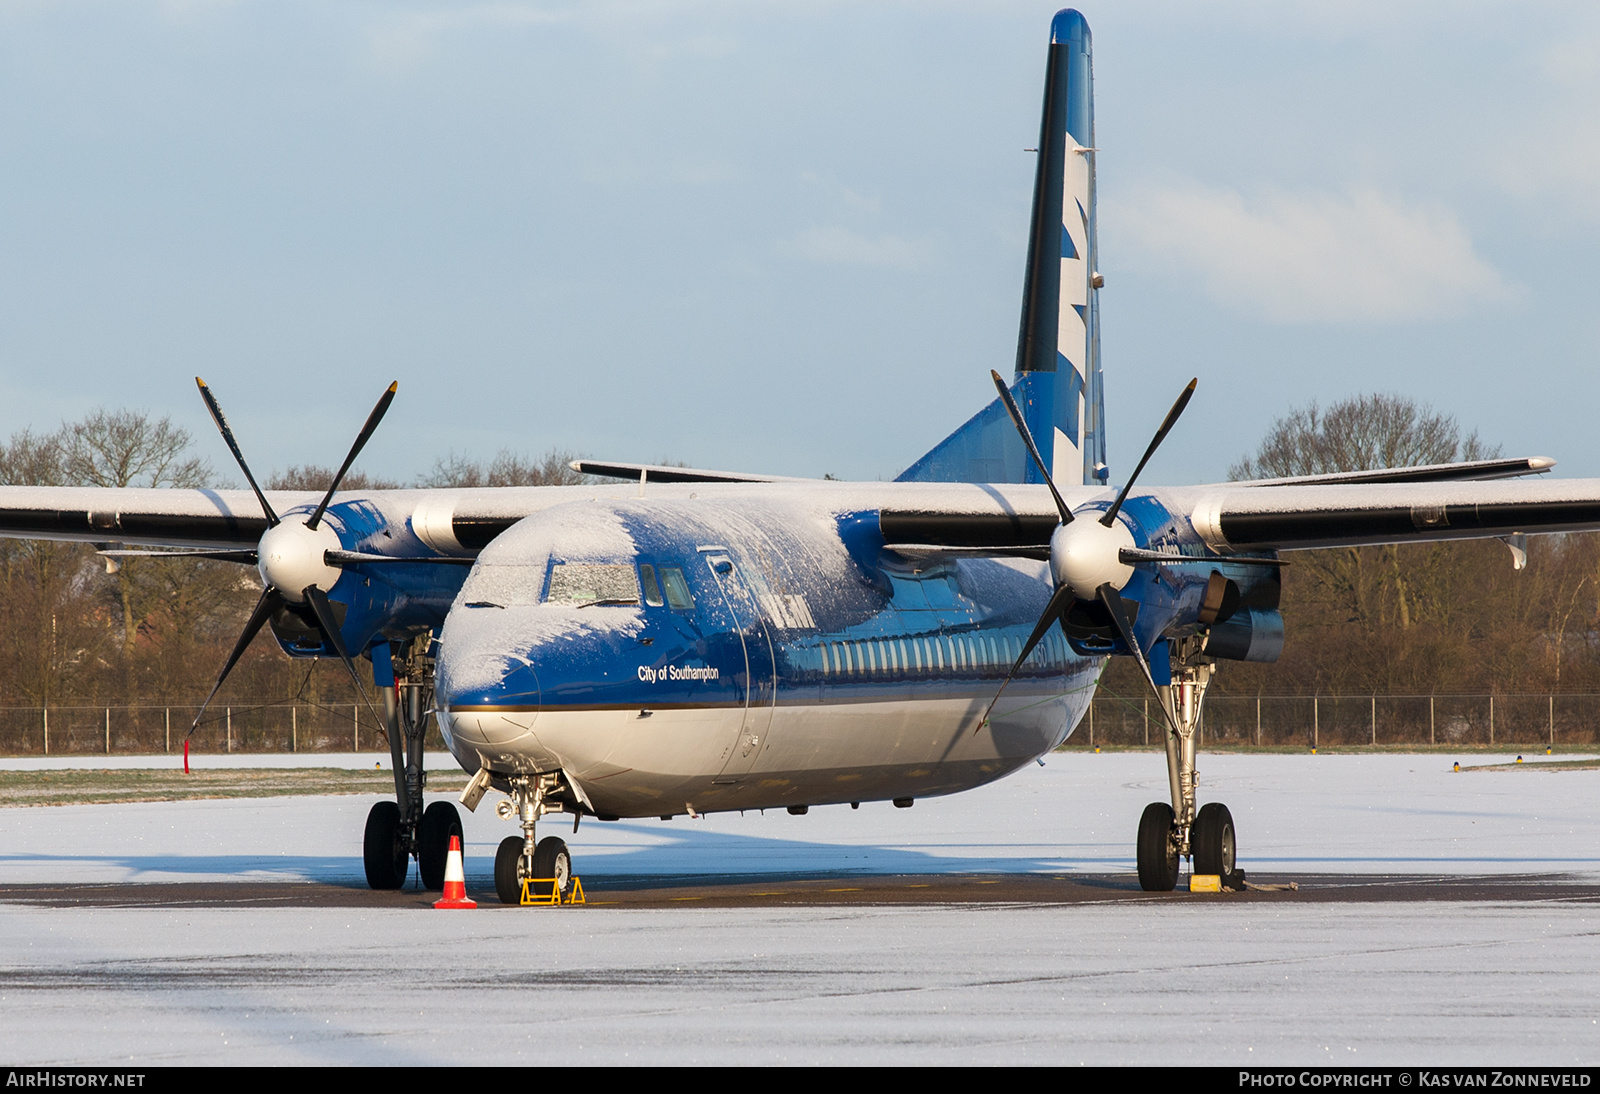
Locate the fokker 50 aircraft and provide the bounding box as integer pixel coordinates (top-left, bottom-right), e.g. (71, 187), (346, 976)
(3, 10), (1594, 903)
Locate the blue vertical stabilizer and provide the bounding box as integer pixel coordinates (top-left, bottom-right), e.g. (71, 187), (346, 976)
(898, 9), (1105, 487)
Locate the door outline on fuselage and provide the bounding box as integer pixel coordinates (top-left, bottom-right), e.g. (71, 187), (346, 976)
(698, 546), (776, 780)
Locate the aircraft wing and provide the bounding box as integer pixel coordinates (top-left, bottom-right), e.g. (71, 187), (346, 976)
(570, 460), (816, 484)
(874, 476), (1600, 555)
(1186, 478), (1600, 552)
(0, 485), (545, 553)
(1222, 455), (1555, 488)
(3, 474), (1600, 558)
(0, 486), (283, 549)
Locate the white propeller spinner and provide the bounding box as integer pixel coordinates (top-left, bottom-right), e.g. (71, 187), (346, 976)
(1050, 514), (1135, 599)
(256, 518), (343, 602)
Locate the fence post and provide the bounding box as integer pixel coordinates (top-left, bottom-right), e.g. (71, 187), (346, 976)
(1143, 698), (1148, 747)
(42, 707), (48, 756)
(1313, 695), (1319, 749)
(165, 708), (170, 754)
(1371, 695), (1376, 746)
(1549, 695), (1554, 747)
(353, 704), (358, 752)
(292, 706), (297, 754)
(227, 707), (232, 754)
(1088, 698), (1094, 747)
(1256, 696), (1261, 747)
(1430, 696), (1435, 746)
(105, 707), (110, 755)
(1489, 695), (1494, 746)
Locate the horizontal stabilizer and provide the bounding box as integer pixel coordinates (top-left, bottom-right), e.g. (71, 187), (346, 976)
(571, 460), (815, 485)
(1233, 457), (1555, 489)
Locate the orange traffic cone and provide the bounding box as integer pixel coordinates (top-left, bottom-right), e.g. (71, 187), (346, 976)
(433, 835), (476, 909)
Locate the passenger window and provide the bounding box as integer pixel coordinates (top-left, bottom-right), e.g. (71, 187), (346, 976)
(639, 565), (665, 607)
(659, 567), (695, 610)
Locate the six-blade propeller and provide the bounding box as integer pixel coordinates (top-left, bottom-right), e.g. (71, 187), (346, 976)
(189, 379), (401, 734)
(978, 370), (1199, 735)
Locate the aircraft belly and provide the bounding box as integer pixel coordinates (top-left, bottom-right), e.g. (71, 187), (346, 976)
(533, 706), (746, 802)
(566, 688), (1086, 817)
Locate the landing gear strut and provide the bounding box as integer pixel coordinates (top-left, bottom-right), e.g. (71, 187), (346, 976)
(362, 634), (460, 891)
(1135, 636), (1240, 891)
(491, 773), (575, 905)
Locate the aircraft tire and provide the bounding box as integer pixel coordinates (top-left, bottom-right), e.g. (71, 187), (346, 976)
(494, 836), (525, 905)
(363, 800), (408, 890)
(1136, 801), (1179, 892)
(532, 836), (573, 899)
(1192, 802), (1236, 879)
(418, 801), (463, 891)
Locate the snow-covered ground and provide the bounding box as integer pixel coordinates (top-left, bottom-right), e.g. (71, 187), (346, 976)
(1, 752), (1598, 1065)
(0, 751), (1595, 883)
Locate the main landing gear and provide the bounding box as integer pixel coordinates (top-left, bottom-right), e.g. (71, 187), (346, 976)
(1135, 636), (1241, 892)
(362, 635), (462, 891)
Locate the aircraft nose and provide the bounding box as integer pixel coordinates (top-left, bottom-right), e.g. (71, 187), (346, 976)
(435, 646), (542, 754)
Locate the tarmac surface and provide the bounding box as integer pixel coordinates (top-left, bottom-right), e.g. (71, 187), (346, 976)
(6, 871), (1600, 909)
(1, 751), (1597, 1064)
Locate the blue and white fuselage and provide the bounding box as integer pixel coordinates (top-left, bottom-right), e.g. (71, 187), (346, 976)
(429, 481), (1259, 818)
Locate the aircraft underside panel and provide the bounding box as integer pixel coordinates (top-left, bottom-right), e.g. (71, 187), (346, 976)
(440, 684), (1090, 817)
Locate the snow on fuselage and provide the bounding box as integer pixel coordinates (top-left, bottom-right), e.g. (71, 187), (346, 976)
(434, 493), (1100, 818)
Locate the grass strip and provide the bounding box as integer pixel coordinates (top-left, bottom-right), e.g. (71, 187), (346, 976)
(0, 768), (470, 807)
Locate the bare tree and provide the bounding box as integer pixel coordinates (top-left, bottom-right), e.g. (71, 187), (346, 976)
(1229, 393), (1495, 481)
(418, 448), (593, 488)
(61, 410), (210, 492)
(267, 465), (401, 491)
(1227, 394), (1502, 639)
(0, 428), (103, 704)
(55, 411), (216, 659)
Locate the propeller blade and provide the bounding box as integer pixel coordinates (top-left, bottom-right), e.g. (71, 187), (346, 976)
(990, 370), (1073, 525)
(1101, 378), (1197, 528)
(191, 587), (284, 733)
(1117, 547), (1287, 567)
(196, 378), (279, 527)
(882, 543), (1052, 562)
(306, 382), (398, 531)
(974, 583), (1076, 734)
(303, 584), (388, 738)
(324, 549), (476, 566)
(98, 548), (259, 564)
(1095, 583), (1184, 739)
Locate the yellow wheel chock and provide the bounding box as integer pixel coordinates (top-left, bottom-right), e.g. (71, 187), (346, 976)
(520, 876), (585, 906)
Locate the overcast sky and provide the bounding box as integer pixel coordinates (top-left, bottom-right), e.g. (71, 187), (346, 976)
(2, 1), (1597, 487)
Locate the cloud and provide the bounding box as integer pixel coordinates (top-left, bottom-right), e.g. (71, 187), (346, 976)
(1111, 184), (1519, 323)
(777, 225), (930, 271)
(365, 4), (571, 71)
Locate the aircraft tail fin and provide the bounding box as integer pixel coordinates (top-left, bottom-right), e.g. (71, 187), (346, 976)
(898, 8), (1104, 487)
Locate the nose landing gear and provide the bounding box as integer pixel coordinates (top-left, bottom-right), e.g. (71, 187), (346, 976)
(488, 773), (578, 905)
(495, 834), (572, 905)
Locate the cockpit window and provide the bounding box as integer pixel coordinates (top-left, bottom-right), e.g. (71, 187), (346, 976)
(639, 565), (665, 607)
(458, 564), (545, 607)
(546, 563), (641, 606)
(659, 566), (694, 610)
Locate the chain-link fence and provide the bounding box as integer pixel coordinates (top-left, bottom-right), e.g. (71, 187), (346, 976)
(0, 703), (446, 755)
(1072, 693), (1600, 749)
(4, 694), (1595, 755)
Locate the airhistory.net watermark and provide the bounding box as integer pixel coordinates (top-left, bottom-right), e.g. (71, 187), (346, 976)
(5, 1074), (145, 1088)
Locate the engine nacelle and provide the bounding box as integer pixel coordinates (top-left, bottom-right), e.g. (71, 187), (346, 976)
(1202, 607), (1284, 663)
